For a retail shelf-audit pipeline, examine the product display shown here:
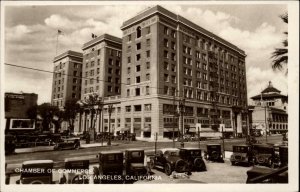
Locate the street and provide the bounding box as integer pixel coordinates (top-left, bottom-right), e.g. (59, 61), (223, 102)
(5, 135), (283, 184)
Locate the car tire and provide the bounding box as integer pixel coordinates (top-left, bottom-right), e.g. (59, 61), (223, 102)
(194, 158), (204, 170)
(231, 161), (235, 166)
(164, 163), (172, 176)
(175, 159), (186, 173)
(75, 144), (80, 150)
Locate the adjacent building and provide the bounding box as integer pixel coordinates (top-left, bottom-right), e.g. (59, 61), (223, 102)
(51, 50), (83, 109)
(249, 81), (288, 135)
(5, 92), (38, 132)
(119, 5), (248, 140)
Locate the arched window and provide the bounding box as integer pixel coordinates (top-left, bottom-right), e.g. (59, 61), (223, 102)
(136, 26), (141, 38)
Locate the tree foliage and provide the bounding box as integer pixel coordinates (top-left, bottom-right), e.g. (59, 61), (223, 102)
(37, 103), (61, 133)
(271, 13), (288, 73)
(63, 98), (80, 132)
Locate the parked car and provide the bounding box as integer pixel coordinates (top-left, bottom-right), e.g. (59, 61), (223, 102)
(204, 144), (224, 163)
(54, 137), (80, 150)
(230, 145), (254, 166)
(5, 134), (16, 155)
(16, 160), (54, 184)
(93, 151), (124, 183)
(149, 148), (189, 176)
(124, 149), (148, 176)
(252, 144), (278, 167)
(279, 146), (288, 167)
(179, 148), (206, 171)
(59, 157), (90, 184)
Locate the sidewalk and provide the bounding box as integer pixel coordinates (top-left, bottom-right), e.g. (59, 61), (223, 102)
(14, 141), (118, 154)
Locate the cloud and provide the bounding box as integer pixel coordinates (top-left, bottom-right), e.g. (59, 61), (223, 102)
(44, 14), (82, 30)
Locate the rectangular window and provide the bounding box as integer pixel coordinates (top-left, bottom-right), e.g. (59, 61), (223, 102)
(136, 54), (141, 61)
(164, 51), (168, 58)
(135, 88), (140, 96)
(164, 86), (169, 95)
(128, 57), (131, 63)
(128, 34), (131, 42)
(134, 105), (142, 112)
(127, 89), (130, 97)
(146, 62), (150, 69)
(136, 65), (141, 72)
(164, 27), (169, 35)
(108, 68), (112, 74)
(127, 67), (130, 74)
(136, 43), (141, 50)
(164, 39), (168, 47)
(146, 39), (151, 46)
(107, 85), (112, 92)
(144, 104), (151, 111)
(127, 78), (130, 85)
(146, 73), (150, 81)
(97, 59), (100, 65)
(146, 50), (150, 58)
(146, 26), (151, 34)
(136, 76), (140, 83)
(171, 64), (176, 72)
(146, 86), (150, 95)
(164, 74), (169, 82)
(109, 59), (113, 65)
(126, 106), (131, 112)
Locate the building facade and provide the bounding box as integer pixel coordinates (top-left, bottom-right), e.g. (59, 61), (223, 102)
(249, 81), (288, 134)
(5, 92), (38, 132)
(51, 50), (83, 109)
(119, 5), (248, 140)
(74, 34), (122, 135)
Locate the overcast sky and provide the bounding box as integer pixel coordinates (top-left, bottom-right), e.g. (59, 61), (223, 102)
(3, 2), (288, 104)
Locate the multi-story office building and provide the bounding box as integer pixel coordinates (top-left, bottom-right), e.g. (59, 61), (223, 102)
(51, 50), (83, 109)
(75, 34), (122, 135)
(120, 5), (248, 140)
(81, 34), (122, 100)
(249, 81), (288, 134)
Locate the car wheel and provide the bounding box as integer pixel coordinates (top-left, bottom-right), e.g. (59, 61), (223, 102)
(231, 161), (235, 166)
(175, 160), (186, 173)
(194, 158), (204, 170)
(30, 180), (44, 184)
(164, 163), (172, 176)
(71, 175), (84, 184)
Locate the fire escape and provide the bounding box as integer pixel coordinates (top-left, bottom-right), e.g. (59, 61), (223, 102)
(208, 50), (219, 131)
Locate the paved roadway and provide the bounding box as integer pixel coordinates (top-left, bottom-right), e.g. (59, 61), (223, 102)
(6, 135), (283, 166)
(5, 135), (283, 184)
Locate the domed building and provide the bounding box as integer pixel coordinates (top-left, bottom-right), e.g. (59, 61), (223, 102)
(249, 81), (288, 135)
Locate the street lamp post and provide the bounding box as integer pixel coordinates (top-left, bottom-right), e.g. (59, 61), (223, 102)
(264, 105), (268, 143)
(220, 116), (225, 158)
(107, 104), (113, 146)
(179, 98), (185, 148)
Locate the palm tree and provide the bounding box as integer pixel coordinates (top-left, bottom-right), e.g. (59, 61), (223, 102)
(271, 13), (288, 72)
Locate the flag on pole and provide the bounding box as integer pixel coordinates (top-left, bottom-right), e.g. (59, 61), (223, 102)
(58, 29), (64, 35)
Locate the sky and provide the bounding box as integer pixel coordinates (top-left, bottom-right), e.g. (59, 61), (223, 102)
(3, 2), (289, 105)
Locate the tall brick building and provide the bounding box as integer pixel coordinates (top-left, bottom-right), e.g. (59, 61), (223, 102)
(119, 5), (248, 140)
(51, 50), (83, 109)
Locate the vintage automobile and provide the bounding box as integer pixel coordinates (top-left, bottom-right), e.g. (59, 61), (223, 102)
(230, 145), (254, 166)
(59, 157), (90, 184)
(53, 137), (80, 150)
(246, 166), (288, 183)
(149, 148), (189, 176)
(252, 144), (277, 167)
(124, 149), (148, 176)
(5, 134), (16, 155)
(204, 144), (224, 163)
(93, 151), (124, 184)
(179, 148), (206, 171)
(279, 146), (288, 167)
(16, 160), (54, 184)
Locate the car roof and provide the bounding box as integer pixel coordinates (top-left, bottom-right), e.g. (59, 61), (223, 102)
(125, 148), (144, 151)
(65, 156), (90, 162)
(23, 160), (53, 165)
(207, 144), (221, 146)
(233, 145), (250, 147)
(158, 148), (179, 154)
(99, 150), (123, 154)
(179, 147), (202, 150)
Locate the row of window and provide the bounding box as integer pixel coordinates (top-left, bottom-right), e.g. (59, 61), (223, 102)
(125, 104), (152, 112)
(85, 48), (121, 59)
(126, 86), (150, 97)
(83, 86), (120, 94)
(127, 26), (151, 42)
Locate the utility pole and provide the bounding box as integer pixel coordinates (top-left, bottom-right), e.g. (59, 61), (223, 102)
(264, 104), (268, 143)
(172, 93), (176, 148)
(179, 98), (185, 148)
(107, 104), (113, 146)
